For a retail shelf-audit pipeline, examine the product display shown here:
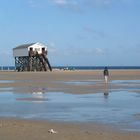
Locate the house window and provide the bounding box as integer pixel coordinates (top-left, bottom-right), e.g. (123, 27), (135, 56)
(29, 48), (33, 51)
(42, 48), (45, 51)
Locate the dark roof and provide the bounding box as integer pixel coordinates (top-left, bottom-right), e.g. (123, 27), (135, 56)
(13, 43), (35, 50)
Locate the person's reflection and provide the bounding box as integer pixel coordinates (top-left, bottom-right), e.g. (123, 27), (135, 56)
(104, 83), (109, 99)
(104, 92), (109, 98)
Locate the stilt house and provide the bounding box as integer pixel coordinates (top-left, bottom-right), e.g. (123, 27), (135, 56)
(13, 42), (52, 71)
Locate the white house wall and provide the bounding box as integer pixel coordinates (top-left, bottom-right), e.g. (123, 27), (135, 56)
(13, 48), (29, 57)
(13, 43), (48, 57)
(29, 43), (47, 54)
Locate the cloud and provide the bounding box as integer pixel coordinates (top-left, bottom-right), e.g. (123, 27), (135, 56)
(85, 0), (113, 6)
(48, 42), (58, 53)
(0, 51), (13, 65)
(0, 51), (11, 56)
(51, 46), (106, 56)
(83, 0), (137, 10)
(95, 48), (105, 54)
(28, 0), (41, 8)
(85, 0), (134, 6)
(50, 0), (82, 12)
(27, 0), (82, 12)
(27, 0), (136, 12)
(77, 26), (105, 40)
(51, 0), (68, 5)
(83, 26), (105, 39)
(131, 44), (140, 53)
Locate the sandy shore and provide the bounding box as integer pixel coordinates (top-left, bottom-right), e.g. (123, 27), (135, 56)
(0, 118), (139, 140)
(0, 70), (140, 94)
(0, 70), (140, 140)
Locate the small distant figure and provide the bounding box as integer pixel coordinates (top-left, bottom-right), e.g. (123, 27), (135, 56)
(103, 67), (109, 83)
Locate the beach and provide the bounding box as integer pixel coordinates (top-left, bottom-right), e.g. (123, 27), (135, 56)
(0, 70), (140, 140)
(1, 70), (140, 94)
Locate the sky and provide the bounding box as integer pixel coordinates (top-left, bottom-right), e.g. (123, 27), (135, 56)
(0, 0), (140, 66)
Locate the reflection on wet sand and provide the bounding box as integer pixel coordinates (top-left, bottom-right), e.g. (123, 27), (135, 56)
(12, 86), (47, 94)
(16, 88), (47, 102)
(16, 97), (47, 102)
(0, 80), (14, 83)
(0, 79), (140, 132)
(0, 89), (139, 131)
(104, 92), (109, 98)
(104, 82), (109, 98)
(13, 87), (47, 101)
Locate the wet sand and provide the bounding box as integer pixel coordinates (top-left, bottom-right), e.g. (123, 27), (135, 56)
(0, 70), (140, 94)
(0, 118), (140, 140)
(0, 70), (140, 140)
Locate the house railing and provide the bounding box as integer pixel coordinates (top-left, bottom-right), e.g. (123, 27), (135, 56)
(0, 66), (15, 71)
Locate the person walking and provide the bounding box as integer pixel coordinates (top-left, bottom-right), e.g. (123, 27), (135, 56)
(103, 67), (109, 83)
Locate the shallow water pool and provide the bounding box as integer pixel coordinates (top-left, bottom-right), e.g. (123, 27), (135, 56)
(0, 89), (140, 132)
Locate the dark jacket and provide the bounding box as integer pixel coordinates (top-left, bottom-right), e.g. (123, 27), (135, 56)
(104, 69), (109, 76)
